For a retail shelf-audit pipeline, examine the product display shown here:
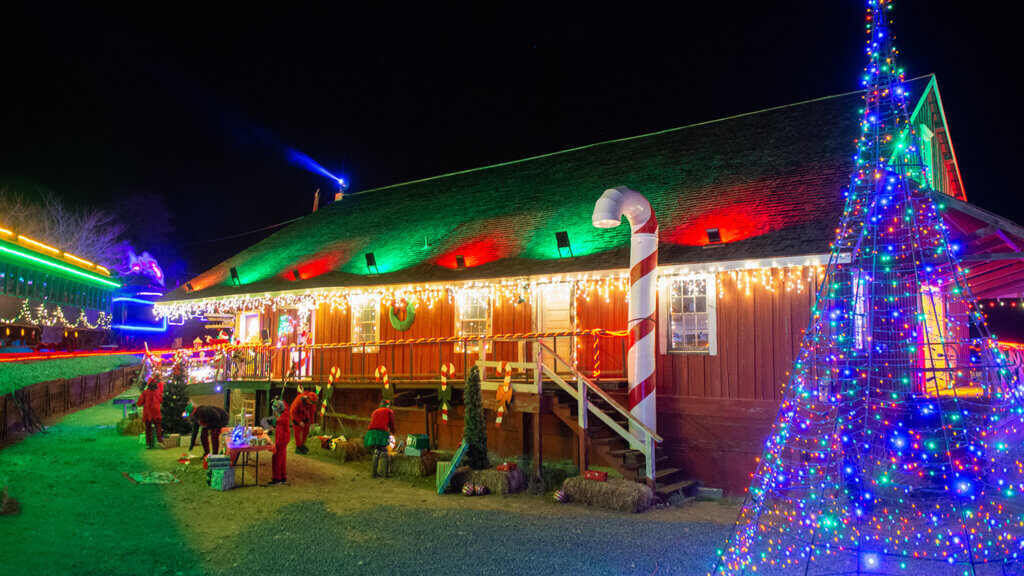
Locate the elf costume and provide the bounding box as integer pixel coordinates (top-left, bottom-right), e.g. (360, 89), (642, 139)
(136, 380), (164, 448)
(268, 398), (290, 485)
(365, 400), (396, 478)
(290, 389), (318, 454)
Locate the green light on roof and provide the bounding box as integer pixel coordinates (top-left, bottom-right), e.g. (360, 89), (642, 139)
(0, 243), (120, 288)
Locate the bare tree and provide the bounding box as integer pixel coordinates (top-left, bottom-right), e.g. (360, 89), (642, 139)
(0, 187), (126, 267)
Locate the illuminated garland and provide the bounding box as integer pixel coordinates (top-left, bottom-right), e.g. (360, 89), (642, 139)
(0, 299), (111, 330)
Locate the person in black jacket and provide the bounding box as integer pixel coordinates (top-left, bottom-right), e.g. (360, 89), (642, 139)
(187, 403), (230, 456)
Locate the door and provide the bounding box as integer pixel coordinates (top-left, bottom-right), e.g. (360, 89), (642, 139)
(537, 283), (574, 373)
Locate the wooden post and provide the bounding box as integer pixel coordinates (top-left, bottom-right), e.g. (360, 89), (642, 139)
(645, 434), (656, 489)
(577, 376), (588, 472)
(533, 345), (544, 478)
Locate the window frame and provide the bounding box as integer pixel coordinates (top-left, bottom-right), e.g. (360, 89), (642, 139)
(659, 273), (717, 356)
(455, 289), (491, 353)
(349, 295), (380, 353)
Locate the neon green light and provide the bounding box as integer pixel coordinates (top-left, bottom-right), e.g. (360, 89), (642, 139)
(0, 243), (120, 288)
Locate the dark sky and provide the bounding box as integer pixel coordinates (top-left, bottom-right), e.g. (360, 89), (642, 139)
(1, 2), (1018, 282)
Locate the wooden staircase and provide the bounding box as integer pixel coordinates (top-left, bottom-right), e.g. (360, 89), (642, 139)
(535, 342), (697, 499)
(549, 390), (696, 498)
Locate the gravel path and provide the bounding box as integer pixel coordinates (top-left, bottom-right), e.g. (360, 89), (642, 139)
(215, 500), (729, 576)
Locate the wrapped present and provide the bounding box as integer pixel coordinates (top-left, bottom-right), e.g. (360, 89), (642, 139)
(207, 455), (231, 470)
(404, 446), (422, 457)
(496, 462), (517, 472)
(584, 469), (608, 482)
(462, 482), (477, 496)
(161, 434), (180, 449)
(210, 468), (234, 491)
(406, 434), (430, 450)
(319, 436), (333, 449)
(554, 489), (570, 503)
(139, 433), (147, 445)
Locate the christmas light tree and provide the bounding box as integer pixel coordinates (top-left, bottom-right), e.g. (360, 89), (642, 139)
(712, 2), (1024, 574)
(161, 352), (192, 434)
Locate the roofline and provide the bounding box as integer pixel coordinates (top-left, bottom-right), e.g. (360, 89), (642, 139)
(343, 80), (936, 199)
(926, 76), (967, 201)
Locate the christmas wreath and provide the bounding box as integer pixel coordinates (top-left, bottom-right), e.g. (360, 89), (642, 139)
(388, 299), (416, 331)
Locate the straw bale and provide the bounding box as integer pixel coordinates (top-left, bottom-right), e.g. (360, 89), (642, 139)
(561, 476), (653, 513)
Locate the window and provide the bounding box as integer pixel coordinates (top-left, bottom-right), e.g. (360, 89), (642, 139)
(456, 290), (490, 352)
(852, 269), (869, 350)
(350, 296), (379, 352)
(662, 275), (716, 354)
(237, 312), (262, 343)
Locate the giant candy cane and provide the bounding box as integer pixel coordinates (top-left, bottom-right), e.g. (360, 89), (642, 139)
(592, 186), (658, 438)
(439, 363), (455, 422)
(494, 361), (513, 428)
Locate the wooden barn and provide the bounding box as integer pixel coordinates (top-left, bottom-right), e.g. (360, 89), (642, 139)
(157, 74), (1024, 495)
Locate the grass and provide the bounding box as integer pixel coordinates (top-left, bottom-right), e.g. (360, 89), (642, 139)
(0, 354), (142, 395)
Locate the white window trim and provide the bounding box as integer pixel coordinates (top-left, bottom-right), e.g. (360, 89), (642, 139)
(349, 295), (380, 353)
(237, 311), (262, 344)
(658, 273), (717, 356)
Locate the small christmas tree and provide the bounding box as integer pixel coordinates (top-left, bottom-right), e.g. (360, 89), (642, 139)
(462, 366), (489, 470)
(161, 353), (191, 434)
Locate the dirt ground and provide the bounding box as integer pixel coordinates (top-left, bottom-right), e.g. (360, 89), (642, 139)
(0, 395), (740, 576)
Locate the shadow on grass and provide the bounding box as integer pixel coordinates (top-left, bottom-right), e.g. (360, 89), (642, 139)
(0, 400), (204, 576)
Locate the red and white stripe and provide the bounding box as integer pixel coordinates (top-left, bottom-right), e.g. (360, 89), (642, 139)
(592, 186), (658, 438)
(440, 362), (455, 422)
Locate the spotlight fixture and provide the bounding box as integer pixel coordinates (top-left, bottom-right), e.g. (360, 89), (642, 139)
(292, 269), (301, 281)
(706, 228), (722, 244)
(455, 255), (466, 269)
(229, 267), (240, 286)
(185, 282), (194, 292)
(365, 252), (379, 274)
(555, 231), (573, 258)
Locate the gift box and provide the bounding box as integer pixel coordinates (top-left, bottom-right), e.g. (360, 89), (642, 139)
(584, 469), (608, 482)
(404, 446), (422, 457)
(209, 468), (234, 491)
(207, 455), (231, 470)
(497, 462), (517, 472)
(406, 434), (430, 450)
(319, 436), (333, 449)
(138, 433), (147, 445)
(161, 434), (180, 449)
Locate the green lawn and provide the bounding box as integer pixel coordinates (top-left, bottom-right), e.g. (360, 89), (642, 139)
(0, 354), (142, 395)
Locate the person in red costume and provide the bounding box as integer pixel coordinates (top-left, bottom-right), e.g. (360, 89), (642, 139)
(290, 387), (318, 454)
(268, 398), (290, 485)
(365, 399), (396, 478)
(136, 379), (164, 448)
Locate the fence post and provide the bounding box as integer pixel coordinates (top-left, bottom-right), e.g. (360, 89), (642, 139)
(577, 376), (588, 472)
(644, 434), (657, 489)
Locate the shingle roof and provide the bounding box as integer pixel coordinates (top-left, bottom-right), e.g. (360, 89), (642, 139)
(164, 77), (935, 303)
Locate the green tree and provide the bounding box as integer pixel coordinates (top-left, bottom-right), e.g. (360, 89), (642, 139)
(161, 355), (191, 434)
(462, 366), (489, 470)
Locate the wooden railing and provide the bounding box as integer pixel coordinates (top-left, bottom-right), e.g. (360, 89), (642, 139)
(534, 341), (661, 484)
(198, 329), (629, 387)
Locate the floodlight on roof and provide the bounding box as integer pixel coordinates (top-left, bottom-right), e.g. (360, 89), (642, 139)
(706, 228), (722, 244)
(365, 252), (379, 275)
(555, 231), (573, 258)
(229, 267), (240, 286)
(455, 255), (466, 269)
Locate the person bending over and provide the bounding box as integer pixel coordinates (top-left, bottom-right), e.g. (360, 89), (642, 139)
(187, 403), (230, 456)
(289, 388), (318, 455)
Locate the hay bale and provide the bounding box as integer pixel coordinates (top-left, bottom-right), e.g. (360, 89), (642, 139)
(387, 454), (423, 479)
(451, 467), (526, 495)
(116, 417), (145, 436)
(419, 450), (440, 476)
(309, 437), (367, 463)
(561, 476), (653, 513)
(1, 486), (20, 516)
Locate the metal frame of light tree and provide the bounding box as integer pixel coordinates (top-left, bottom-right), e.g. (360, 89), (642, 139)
(712, 1), (1023, 574)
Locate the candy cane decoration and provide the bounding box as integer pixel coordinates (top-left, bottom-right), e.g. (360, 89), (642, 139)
(494, 361), (513, 428)
(320, 367), (340, 418)
(593, 186), (658, 438)
(375, 366), (393, 402)
(439, 363), (455, 422)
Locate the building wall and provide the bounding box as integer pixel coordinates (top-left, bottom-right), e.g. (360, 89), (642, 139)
(242, 266), (823, 494)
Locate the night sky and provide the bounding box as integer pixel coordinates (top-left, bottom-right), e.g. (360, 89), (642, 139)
(1, 2), (1018, 283)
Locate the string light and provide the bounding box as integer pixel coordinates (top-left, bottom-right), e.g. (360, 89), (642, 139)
(0, 300), (110, 330)
(713, 2), (1024, 574)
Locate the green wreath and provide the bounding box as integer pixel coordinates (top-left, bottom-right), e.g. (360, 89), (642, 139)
(388, 299), (416, 331)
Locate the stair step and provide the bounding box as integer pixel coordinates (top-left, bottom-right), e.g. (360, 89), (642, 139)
(623, 456), (668, 470)
(641, 467), (682, 482)
(592, 436), (625, 446)
(607, 448), (641, 457)
(655, 479), (697, 496)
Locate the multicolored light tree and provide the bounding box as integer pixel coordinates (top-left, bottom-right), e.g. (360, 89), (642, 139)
(712, 2), (1024, 574)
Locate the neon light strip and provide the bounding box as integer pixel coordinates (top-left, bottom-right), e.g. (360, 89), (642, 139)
(112, 318), (168, 333)
(0, 227), (12, 237)
(112, 297), (158, 305)
(95, 265), (110, 275)
(136, 292), (164, 297)
(18, 235), (60, 255)
(0, 243), (120, 288)
(63, 253), (95, 268)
